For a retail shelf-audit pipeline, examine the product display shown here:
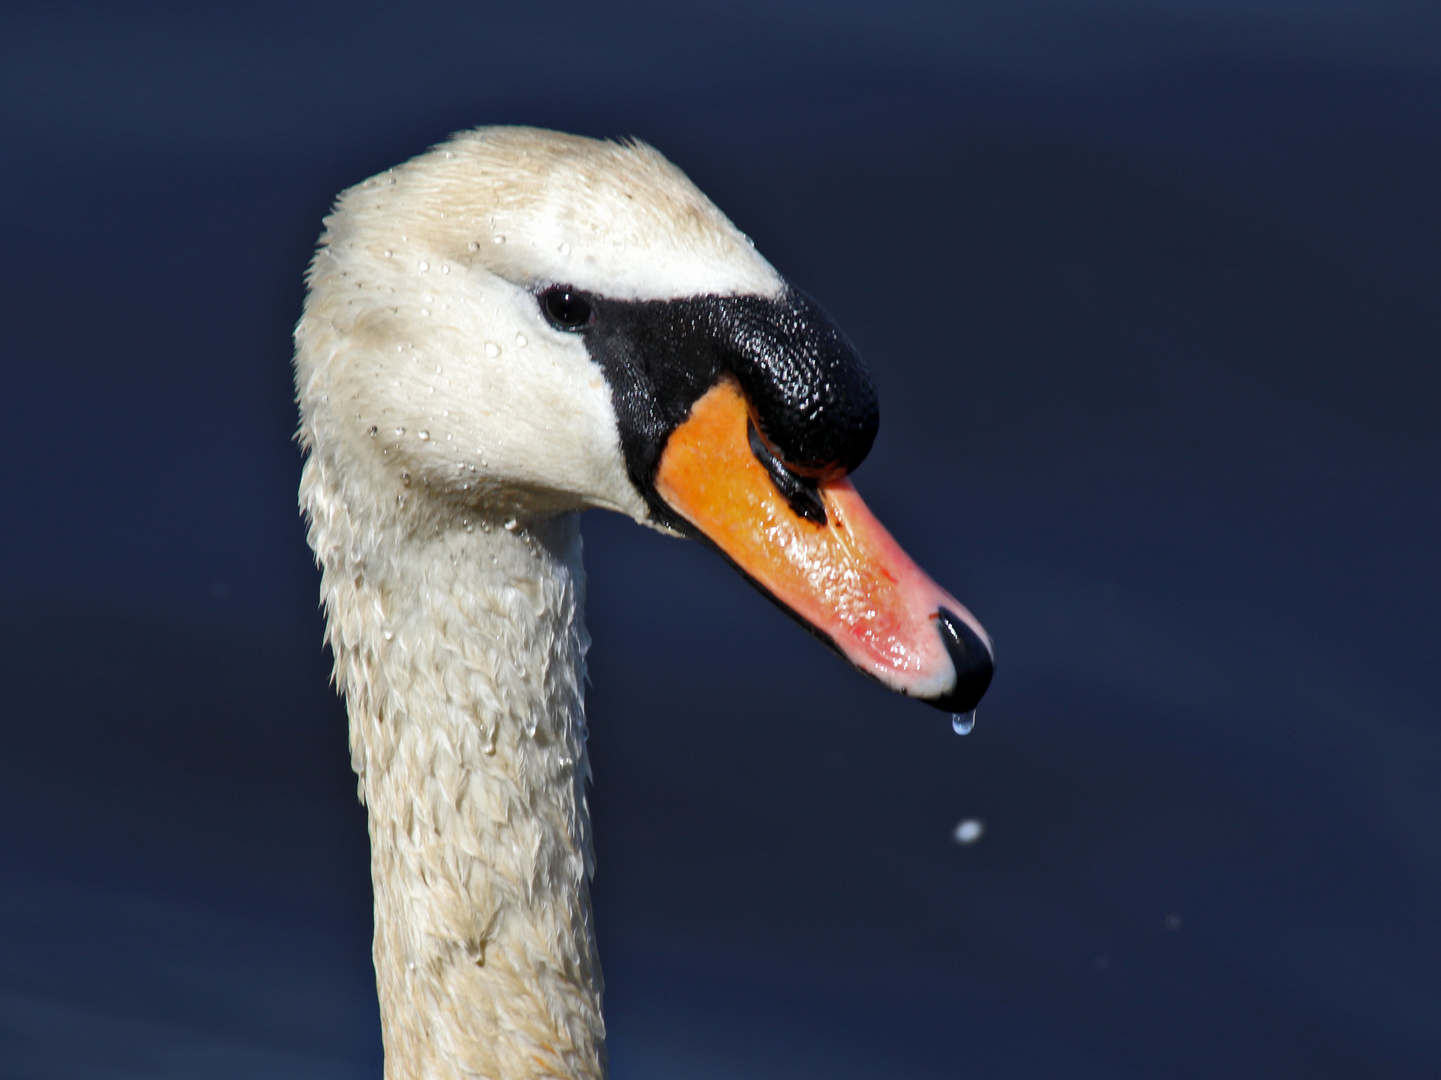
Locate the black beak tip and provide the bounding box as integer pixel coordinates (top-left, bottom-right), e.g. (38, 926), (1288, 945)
(931, 607), (994, 714)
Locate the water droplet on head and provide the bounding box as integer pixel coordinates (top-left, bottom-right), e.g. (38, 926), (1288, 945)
(383, 249), (393, 258)
(952, 819), (984, 845)
(484, 342), (500, 358)
(383, 630), (394, 641)
(493, 235), (505, 244)
(441, 264), (450, 274)
(418, 261), (429, 272)
(368, 425), (378, 437)
(515, 333), (527, 347)
(951, 710), (976, 735)
(559, 242), (571, 255)
(468, 241), (479, 252)
(418, 430), (430, 441)
(504, 518), (518, 531)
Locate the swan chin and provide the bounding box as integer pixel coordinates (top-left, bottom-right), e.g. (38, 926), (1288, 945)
(295, 125), (991, 1080)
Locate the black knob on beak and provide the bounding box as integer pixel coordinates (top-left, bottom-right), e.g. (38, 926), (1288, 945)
(933, 608), (994, 713)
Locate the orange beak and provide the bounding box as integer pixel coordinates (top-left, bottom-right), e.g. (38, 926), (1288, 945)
(654, 377), (993, 712)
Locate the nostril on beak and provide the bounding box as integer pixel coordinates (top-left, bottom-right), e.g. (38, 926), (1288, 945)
(933, 607), (994, 713)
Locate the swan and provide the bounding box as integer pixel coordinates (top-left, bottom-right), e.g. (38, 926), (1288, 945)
(294, 126), (993, 1080)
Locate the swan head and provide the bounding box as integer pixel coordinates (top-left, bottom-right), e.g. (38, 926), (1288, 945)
(296, 126), (992, 713)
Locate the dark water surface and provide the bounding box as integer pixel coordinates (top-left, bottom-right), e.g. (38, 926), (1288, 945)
(2, 3), (1438, 1077)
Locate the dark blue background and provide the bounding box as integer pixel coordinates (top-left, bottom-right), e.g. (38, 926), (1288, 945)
(2, 3), (1438, 1077)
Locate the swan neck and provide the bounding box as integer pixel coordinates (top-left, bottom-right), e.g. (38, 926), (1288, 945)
(318, 502), (605, 1080)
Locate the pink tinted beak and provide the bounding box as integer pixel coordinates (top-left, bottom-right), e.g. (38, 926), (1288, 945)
(655, 378), (994, 712)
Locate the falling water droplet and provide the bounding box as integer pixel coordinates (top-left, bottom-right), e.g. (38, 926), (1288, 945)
(952, 710), (976, 735)
(952, 819), (984, 845)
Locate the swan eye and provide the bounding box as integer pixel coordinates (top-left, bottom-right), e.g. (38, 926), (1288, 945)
(541, 286), (593, 331)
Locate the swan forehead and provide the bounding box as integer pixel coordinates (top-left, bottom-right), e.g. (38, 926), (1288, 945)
(334, 126), (784, 301)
